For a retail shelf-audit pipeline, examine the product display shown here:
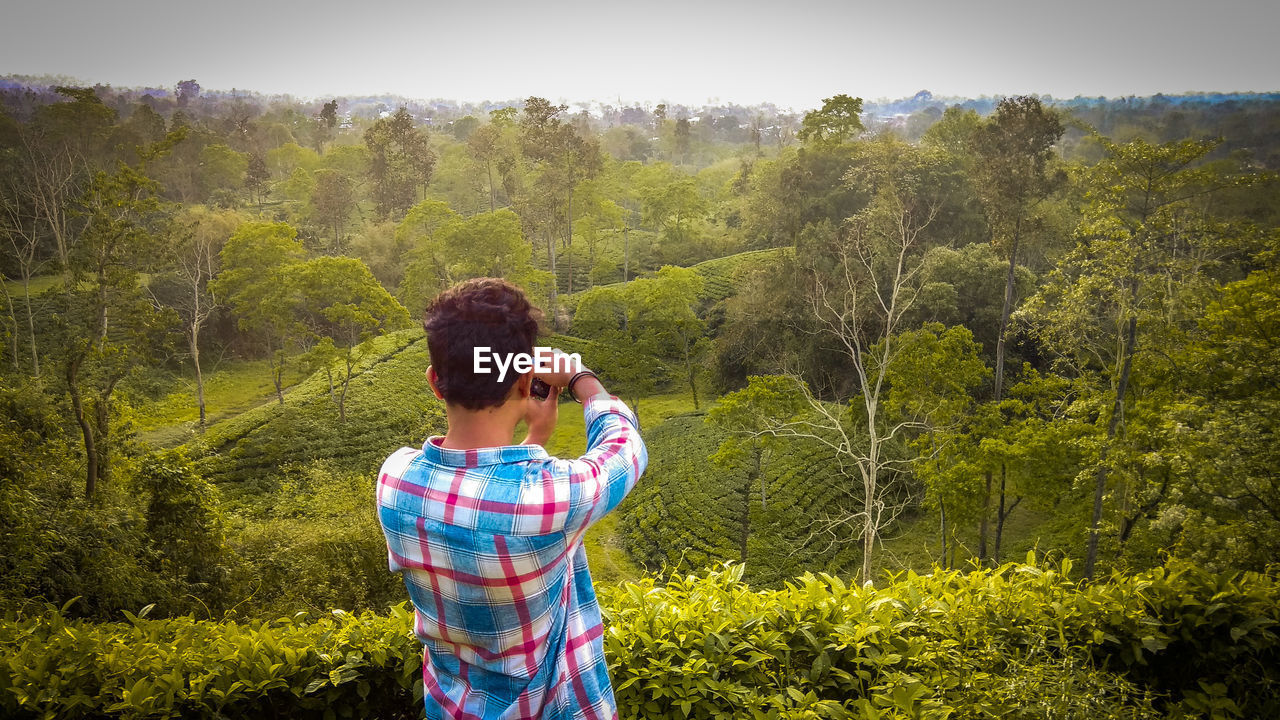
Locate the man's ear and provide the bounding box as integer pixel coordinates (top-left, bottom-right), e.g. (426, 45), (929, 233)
(514, 371), (532, 399)
(425, 365), (445, 400)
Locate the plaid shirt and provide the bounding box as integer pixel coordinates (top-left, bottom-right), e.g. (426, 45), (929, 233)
(376, 395), (647, 720)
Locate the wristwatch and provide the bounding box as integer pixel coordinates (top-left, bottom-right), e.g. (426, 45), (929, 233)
(566, 370), (599, 404)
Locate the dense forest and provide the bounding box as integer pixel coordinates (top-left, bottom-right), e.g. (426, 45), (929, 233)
(2, 77), (1278, 717)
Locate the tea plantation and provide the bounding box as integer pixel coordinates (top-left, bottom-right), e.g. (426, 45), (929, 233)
(618, 414), (863, 587)
(563, 247), (792, 313)
(190, 329), (445, 488)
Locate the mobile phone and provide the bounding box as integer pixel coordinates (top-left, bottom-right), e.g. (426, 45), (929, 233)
(531, 377), (551, 400)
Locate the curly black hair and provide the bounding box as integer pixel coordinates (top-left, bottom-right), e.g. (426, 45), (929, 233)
(423, 278), (543, 410)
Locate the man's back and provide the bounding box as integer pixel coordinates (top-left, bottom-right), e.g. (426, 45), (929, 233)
(378, 395), (646, 719)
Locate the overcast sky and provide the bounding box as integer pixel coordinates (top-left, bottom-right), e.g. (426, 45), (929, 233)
(2, 0), (1276, 110)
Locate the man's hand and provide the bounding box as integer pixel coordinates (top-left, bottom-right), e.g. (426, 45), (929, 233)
(522, 383), (560, 447)
(532, 347), (586, 388)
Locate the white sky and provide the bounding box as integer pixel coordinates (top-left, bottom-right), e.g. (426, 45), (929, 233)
(1, 0), (1276, 110)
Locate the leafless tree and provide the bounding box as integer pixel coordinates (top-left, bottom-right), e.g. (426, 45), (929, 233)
(0, 128), (87, 376)
(158, 209), (236, 425)
(757, 163), (943, 584)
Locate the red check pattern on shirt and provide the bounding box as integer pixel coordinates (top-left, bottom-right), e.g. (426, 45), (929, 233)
(377, 395), (647, 719)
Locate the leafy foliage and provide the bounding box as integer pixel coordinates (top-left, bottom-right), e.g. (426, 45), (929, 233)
(4, 560), (1277, 719)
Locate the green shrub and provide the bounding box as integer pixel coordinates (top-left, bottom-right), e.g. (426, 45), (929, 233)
(3, 560), (1275, 719)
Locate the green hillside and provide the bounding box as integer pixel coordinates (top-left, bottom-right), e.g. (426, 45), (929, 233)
(561, 246), (792, 314)
(618, 413), (863, 587)
(190, 330), (444, 487)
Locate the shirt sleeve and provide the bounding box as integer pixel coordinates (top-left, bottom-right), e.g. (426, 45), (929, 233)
(554, 394), (648, 536)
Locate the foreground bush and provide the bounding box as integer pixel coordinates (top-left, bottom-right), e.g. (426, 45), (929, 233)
(1, 559), (1276, 719)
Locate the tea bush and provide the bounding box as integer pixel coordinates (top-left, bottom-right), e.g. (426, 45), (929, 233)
(5, 560), (1274, 719)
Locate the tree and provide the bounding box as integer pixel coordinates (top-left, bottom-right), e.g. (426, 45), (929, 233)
(571, 285), (665, 414)
(641, 179), (708, 262)
(798, 94), (864, 146)
(628, 266), (708, 409)
(398, 206), (548, 316)
(765, 140), (945, 584)
(881, 323), (989, 565)
(244, 152), (269, 205)
(315, 99), (339, 153)
(518, 97), (603, 308)
(176, 79), (201, 107)
(1156, 252), (1280, 571)
(310, 169), (355, 253)
(211, 222), (306, 404)
(59, 158), (178, 498)
(290, 257), (410, 422)
(155, 206), (242, 425)
(320, 100), (339, 129)
(364, 107), (436, 221)
(198, 144), (248, 199)
(1015, 137), (1261, 577)
(573, 198), (625, 288)
(467, 123), (502, 213)
(0, 168), (49, 376)
(706, 375), (807, 564)
(121, 103), (167, 146)
(968, 95), (1065, 560)
(673, 117), (691, 163)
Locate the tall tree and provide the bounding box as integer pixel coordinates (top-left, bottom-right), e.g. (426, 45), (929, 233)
(211, 222), (306, 404)
(882, 323), (989, 566)
(244, 152), (269, 205)
(629, 266), (708, 410)
(59, 153), (177, 498)
(518, 97), (602, 311)
(153, 206), (241, 425)
(175, 79), (201, 107)
(467, 123), (502, 213)
(364, 107), (436, 221)
(1015, 137), (1261, 577)
(770, 139), (945, 584)
(798, 94), (864, 146)
(398, 207), (549, 316)
(310, 169), (355, 253)
(968, 95), (1065, 560)
(291, 256), (410, 422)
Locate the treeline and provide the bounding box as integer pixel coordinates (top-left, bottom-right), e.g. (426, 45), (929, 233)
(620, 97), (1280, 587)
(2, 80), (1279, 620)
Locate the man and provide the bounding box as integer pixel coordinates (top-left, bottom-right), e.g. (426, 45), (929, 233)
(376, 277), (648, 719)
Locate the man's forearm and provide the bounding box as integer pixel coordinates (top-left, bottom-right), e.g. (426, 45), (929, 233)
(570, 375), (608, 403)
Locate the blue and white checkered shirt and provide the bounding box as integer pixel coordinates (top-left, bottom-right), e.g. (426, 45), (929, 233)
(377, 395), (647, 719)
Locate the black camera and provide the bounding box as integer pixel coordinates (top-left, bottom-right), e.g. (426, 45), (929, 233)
(531, 377), (551, 400)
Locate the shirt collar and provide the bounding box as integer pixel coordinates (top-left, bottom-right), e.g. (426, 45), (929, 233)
(421, 436), (550, 468)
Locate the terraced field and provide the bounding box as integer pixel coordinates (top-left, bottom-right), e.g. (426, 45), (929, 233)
(561, 246), (792, 314)
(190, 330), (444, 487)
(617, 413), (863, 587)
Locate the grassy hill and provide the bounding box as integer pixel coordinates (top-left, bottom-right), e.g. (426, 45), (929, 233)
(614, 404), (1093, 587)
(617, 412), (865, 587)
(560, 246), (792, 314)
(188, 330), (440, 487)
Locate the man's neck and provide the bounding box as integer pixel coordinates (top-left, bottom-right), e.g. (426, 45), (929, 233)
(440, 404), (520, 450)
